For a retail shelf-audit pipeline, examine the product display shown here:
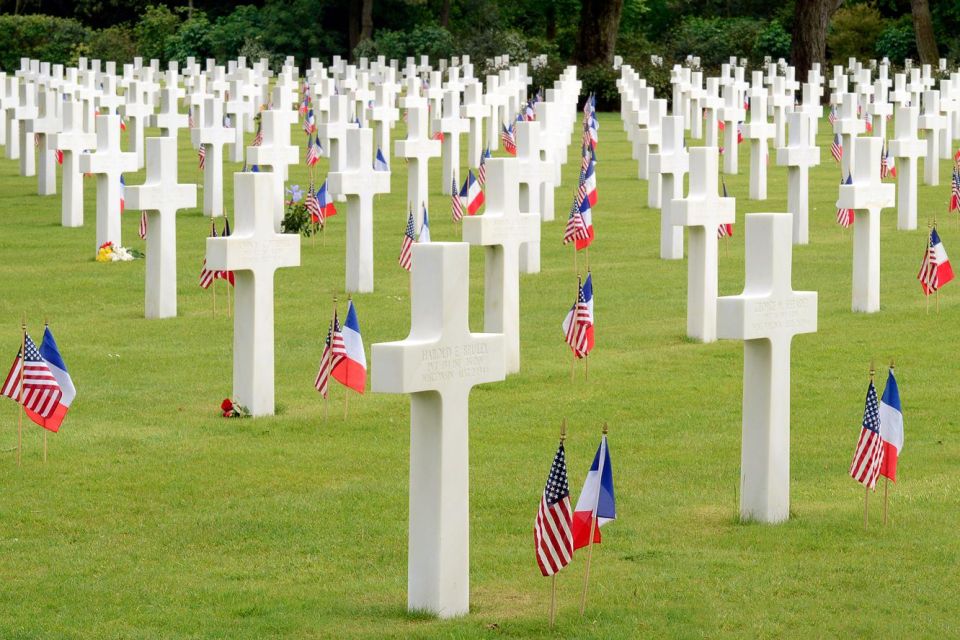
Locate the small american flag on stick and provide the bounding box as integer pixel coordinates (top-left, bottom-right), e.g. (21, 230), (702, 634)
(849, 377), (884, 489)
(1, 333), (62, 419)
(398, 210), (416, 271)
(314, 313), (346, 398)
(534, 436), (573, 577)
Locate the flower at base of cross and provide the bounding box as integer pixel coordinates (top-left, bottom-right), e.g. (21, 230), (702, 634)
(286, 184), (303, 205)
(96, 241), (143, 262)
(220, 398), (250, 418)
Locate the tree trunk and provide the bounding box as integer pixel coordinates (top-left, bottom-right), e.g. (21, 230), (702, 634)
(348, 0), (361, 57)
(911, 0), (939, 65)
(360, 0), (374, 42)
(574, 0), (625, 67)
(439, 0), (451, 29)
(791, 0), (841, 84)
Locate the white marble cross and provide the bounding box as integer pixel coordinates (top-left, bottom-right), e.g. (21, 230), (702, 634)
(868, 79), (892, 141)
(120, 80), (154, 169)
(224, 79), (251, 162)
(837, 136), (895, 313)
(671, 146), (734, 342)
(834, 93), (865, 176)
(462, 158), (539, 374)
(775, 111), (820, 245)
(768, 76), (791, 148)
(888, 105), (926, 230)
(368, 83), (399, 162)
(461, 81), (488, 168)
(204, 172), (300, 416)
(394, 102), (440, 230)
(649, 114), (687, 259)
(247, 109), (299, 229)
(717, 212), (817, 523)
(719, 82), (745, 174)
(514, 120), (554, 274)
(125, 136), (197, 319)
(79, 113), (137, 252)
(638, 98), (666, 205)
(13, 80), (38, 177)
(328, 127), (391, 293)
(702, 78), (723, 148)
(918, 90), (945, 186)
(50, 101), (95, 227)
(435, 88), (469, 195)
(27, 86), (60, 196)
(371, 241), (505, 618)
(483, 75), (507, 151)
(317, 94), (358, 201)
(742, 85), (773, 200)
(191, 96), (233, 218)
(938, 78), (957, 160)
(151, 84), (188, 139)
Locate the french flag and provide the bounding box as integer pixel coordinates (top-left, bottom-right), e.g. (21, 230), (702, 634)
(878, 368), (903, 482)
(318, 179), (337, 218)
(462, 169), (484, 215)
(332, 300), (366, 394)
(583, 157), (597, 207)
(572, 432), (615, 549)
(25, 327), (75, 432)
(575, 192), (594, 251)
(419, 204), (431, 242)
(374, 147), (389, 172)
(120, 175), (125, 213)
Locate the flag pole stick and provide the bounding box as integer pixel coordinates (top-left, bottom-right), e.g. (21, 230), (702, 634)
(43, 319), (49, 464)
(864, 486), (869, 530)
(584, 354), (588, 382)
(16, 318), (25, 467)
(549, 418), (567, 628)
(580, 422), (607, 616)
(213, 278), (217, 317)
(883, 477), (889, 526)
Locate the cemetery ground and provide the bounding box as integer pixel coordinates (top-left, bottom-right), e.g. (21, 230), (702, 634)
(1, 112), (959, 638)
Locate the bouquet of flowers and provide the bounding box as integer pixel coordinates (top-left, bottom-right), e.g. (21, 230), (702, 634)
(220, 398), (250, 418)
(96, 241), (144, 262)
(280, 184), (321, 237)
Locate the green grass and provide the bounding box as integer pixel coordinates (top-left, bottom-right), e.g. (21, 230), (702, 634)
(1, 108), (959, 639)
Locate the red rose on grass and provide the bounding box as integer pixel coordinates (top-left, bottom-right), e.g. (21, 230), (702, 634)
(220, 398), (234, 417)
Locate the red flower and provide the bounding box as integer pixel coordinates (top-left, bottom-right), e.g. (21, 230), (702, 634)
(220, 398), (234, 417)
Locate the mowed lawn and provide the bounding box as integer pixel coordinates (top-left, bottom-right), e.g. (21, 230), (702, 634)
(0, 101), (959, 639)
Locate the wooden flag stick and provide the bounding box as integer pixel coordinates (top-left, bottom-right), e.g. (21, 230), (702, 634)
(212, 279), (217, 317)
(864, 486), (869, 530)
(43, 319), (49, 463)
(580, 422), (607, 615)
(584, 354), (589, 382)
(16, 318), (25, 467)
(883, 477), (889, 526)
(549, 418), (568, 629)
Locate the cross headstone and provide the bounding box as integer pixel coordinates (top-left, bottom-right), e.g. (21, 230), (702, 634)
(14, 80), (38, 177)
(939, 78), (958, 160)
(649, 114), (687, 259)
(125, 136), (197, 318)
(317, 94), (358, 201)
(394, 102), (440, 231)
(368, 83), (399, 163)
(371, 241), (506, 618)
(328, 127), (391, 293)
(120, 80), (154, 169)
(834, 93), (865, 176)
(638, 98), (665, 202)
(247, 109), (299, 229)
(837, 136), (896, 313)
(768, 76), (791, 148)
(151, 84), (188, 138)
(719, 81), (745, 174)
(702, 78), (722, 148)
(717, 212), (817, 523)
(742, 85), (773, 200)
(775, 111), (820, 245)
(484, 75), (507, 151)
(888, 105), (926, 231)
(27, 86), (61, 196)
(918, 90), (945, 186)
(79, 113), (138, 252)
(514, 120), (554, 274)
(671, 146), (735, 342)
(435, 88), (469, 195)
(191, 96), (234, 218)
(50, 101), (95, 227)
(868, 79), (892, 141)
(461, 81), (488, 168)
(204, 172), (300, 416)
(462, 158), (539, 373)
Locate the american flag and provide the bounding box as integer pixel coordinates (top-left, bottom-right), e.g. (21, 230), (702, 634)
(950, 164), (960, 212)
(451, 176), (464, 222)
(917, 232), (939, 294)
(831, 134), (843, 163)
(305, 136), (320, 166)
(251, 123), (263, 147)
(478, 149), (488, 186)
(198, 145), (206, 170)
(188, 111), (195, 129)
(718, 178), (733, 237)
(314, 314), (346, 398)
(1, 334), (62, 419)
(138, 210), (147, 240)
(849, 379), (884, 489)
(306, 182), (323, 224)
(198, 222), (218, 289)
(828, 106), (838, 125)
(501, 124), (516, 155)
(534, 441), (573, 577)
(880, 143), (889, 178)
(398, 210), (416, 271)
(216, 218), (235, 286)
(736, 122), (744, 144)
(563, 276), (593, 357)
(563, 194), (589, 245)
(837, 175), (854, 227)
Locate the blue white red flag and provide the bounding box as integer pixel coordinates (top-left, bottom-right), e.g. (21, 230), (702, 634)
(374, 147), (389, 172)
(461, 170), (484, 215)
(331, 300), (366, 394)
(572, 432), (615, 549)
(878, 368), (903, 482)
(419, 204), (431, 243)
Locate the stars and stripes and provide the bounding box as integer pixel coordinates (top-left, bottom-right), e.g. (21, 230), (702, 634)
(1, 334), (63, 420)
(215, 218), (236, 287)
(828, 106), (838, 125)
(950, 163), (960, 213)
(251, 122), (263, 147)
(501, 123), (516, 155)
(198, 145), (206, 170)
(718, 178), (734, 237)
(398, 209), (416, 271)
(534, 441), (573, 577)
(451, 175), (464, 223)
(198, 221), (218, 289)
(306, 182), (323, 224)
(849, 379), (885, 489)
(917, 227), (954, 295)
(562, 273), (594, 358)
(478, 147), (490, 186)
(831, 133), (843, 164)
(305, 136), (321, 167)
(836, 174), (854, 227)
(303, 108), (316, 135)
(564, 193), (590, 245)
(314, 313), (346, 399)
(138, 210), (147, 240)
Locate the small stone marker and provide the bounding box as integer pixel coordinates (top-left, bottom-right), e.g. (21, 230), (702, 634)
(204, 172), (300, 417)
(371, 241), (505, 618)
(718, 212), (817, 523)
(125, 136), (197, 319)
(837, 136), (896, 313)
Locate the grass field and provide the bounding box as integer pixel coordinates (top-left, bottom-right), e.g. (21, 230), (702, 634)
(1, 103), (959, 639)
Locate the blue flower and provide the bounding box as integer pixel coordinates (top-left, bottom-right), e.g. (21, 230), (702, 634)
(286, 185), (303, 203)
